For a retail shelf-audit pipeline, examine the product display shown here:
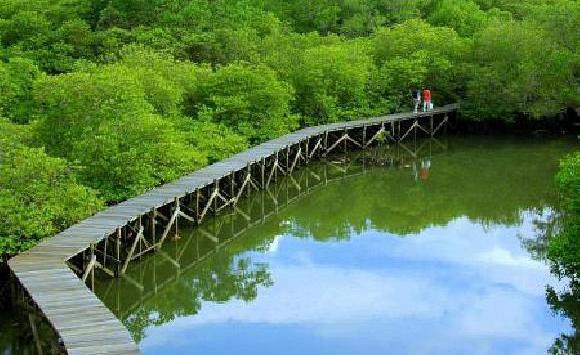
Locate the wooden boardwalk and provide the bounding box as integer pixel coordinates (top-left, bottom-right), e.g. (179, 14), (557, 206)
(8, 104), (457, 354)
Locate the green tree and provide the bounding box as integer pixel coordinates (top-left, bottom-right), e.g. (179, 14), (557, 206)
(0, 119), (103, 255)
(0, 58), (39, 123)
(427, 0), (491, 37)
(527, 0), (579, 51)
(548, 152), (579, 278)
(32, 66), (206, 202)
(263, 37), (376, 124)
(464, 20), (577, 120)
(194, 62), (298, 142)
(372, 19), (468, 110)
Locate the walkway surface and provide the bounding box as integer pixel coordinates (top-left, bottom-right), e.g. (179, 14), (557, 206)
(8, 104), (458, 354)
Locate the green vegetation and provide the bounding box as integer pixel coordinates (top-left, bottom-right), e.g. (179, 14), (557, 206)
(0, 119), (103, 255)
(0, 0), (577, 255)
(549, 152), (580, 279)
(545, 152), (579, 355)
(92, 137), (572, 344)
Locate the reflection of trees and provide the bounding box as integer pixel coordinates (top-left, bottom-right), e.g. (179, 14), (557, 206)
(122, 256), (271, 342)
(99, 235), (273, 342)
(94, 184), (286, 342)
(522, 214), (579, 354)
(547, 279), (579, 355)
(0, 271), (64, 354)
(289, 137), (566, 240)
(94, 136), (572, 344)
(519, 183), (578, 354)
(518, 207), (561, 261)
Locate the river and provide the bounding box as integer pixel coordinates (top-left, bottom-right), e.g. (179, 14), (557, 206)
(1, 135), (577, 354)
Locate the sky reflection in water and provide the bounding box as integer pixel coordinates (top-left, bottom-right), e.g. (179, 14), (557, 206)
(93, 137), (575, 355)
(140, 212), (572, 355)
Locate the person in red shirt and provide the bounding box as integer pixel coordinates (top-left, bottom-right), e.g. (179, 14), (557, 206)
(422, 88), (431, 112)
(420, 158), (431, 181)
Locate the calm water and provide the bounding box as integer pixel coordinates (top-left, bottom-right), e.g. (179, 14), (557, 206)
(92, 136), (577, 355)
(1, 136), (576, 354)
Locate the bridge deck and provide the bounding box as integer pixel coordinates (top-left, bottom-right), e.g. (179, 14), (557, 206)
(8, 104), (457, 354)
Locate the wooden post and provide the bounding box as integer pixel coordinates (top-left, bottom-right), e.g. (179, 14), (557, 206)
(213, 180), (218, 212)
(150, 209), (156, 245)
(196, 189), (200, 223)
(138, 216), (143, 258)
(305, 138), (310, 162)
(261, 190), (265, 223)
(398, 121), (401, 140)
(116, 228), (121, 275)
(103, 233), (108, 268)
(28, 314), (42, 355)
(343, 127), (347, 153)
(244, 164), (250, 197)
(174, 198), (179, 239)
(275, 151), (279, 182)
(362, 126), (367, 148)
(260, 158), (265, 189)
(91, 243), (95, 290)
(230, 171), (235, 202)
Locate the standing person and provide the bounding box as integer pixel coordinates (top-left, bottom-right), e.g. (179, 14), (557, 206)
(422, 88), (431, 112)
(411, 89), (421, 113)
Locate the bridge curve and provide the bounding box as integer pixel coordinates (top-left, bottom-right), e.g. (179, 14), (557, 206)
(8, 104), (458, 354)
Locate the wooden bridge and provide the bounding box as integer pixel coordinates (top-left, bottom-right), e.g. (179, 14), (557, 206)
(97, 137), (448, 338)
(8, 104), (458, 354)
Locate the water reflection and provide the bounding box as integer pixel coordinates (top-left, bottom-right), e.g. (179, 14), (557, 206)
(93, 136), (576, 355)
(546, 279), (579, 354)
(0, 267), (64, 355)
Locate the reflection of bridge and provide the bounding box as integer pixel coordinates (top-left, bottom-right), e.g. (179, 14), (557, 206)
(8, 104), (457, 354)
(100, 137), (449, 323)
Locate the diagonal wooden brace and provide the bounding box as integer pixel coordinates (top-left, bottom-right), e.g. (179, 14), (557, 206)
(363, 125), (386, 148)
(289, 146), (303, 173)
(122, 225), (145, 274)
(266, 157), (286, 188)
(156, 203), (180, 250)
(432, 116), (449, 136)
(309, 138), (323, 159)
(323, 133), (349, 156)
(399, 121), (419, 142)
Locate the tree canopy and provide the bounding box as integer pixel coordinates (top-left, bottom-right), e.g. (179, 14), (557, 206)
(0, 0), (577, 255)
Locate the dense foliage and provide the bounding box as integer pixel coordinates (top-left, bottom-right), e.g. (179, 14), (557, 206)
(549, 152), (579, 279)
(0, 0), (577, 255)
(545, 152), (580, 355)
(0, 119), (103, 254)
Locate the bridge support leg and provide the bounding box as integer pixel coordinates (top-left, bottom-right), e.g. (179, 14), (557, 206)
(362, 126), (367, 148)
(150, 209), (156, 245)
(28, 313), (42, 355)
(260, 158), (265, 189)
